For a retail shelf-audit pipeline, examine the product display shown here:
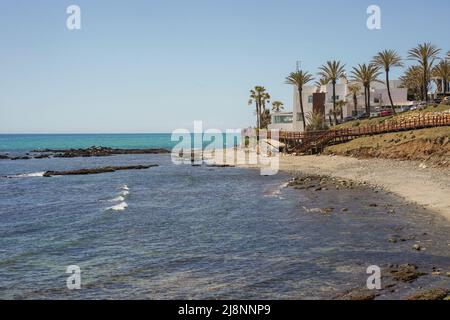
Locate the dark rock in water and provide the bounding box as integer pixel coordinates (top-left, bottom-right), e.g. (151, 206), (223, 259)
(387, 264), (426, 283)
(320, 207), (334, 214)
(43, 165), (158, 177)
(32, 146), (170, 158)
(0, 154), (9, 160)
(207, 164), (235, 168)
(406, 288), (449, 300)
(33, 154), (50, 159)
(335, 288), (379, 300)
(10, 156), (31, 160)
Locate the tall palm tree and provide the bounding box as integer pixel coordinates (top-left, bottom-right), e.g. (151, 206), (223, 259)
(400, 66), (424, 101)
(285, 70), (314, 131)
(408, 43), (441, 102)
(347, 83), (361, 116)
(318, 61), (346, 125)
(351, 64), (383, 115)
(372, 49), (403, 113)
(248, 86), (270, 130)
(432, 60), (450, 95)
(271, 101), (284, 112)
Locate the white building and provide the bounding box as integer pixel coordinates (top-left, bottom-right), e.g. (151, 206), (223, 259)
(268, 80), (410, 132)
(268, 112), (294, 131)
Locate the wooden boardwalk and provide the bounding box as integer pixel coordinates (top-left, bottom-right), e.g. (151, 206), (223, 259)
(277, 113), (450, 154)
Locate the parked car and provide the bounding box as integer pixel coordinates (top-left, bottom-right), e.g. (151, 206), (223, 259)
(379, 109), (394, 117)
(356, 113), (369, 120)
(343, 116), (356, 122)
(370, 111), (380, 118)
(399, 105), (411, 113)
(410, 102), (427, 111)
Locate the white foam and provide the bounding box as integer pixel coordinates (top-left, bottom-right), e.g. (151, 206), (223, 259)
(14, 172), (45, 178)
(120, 190), (130, 196)
(109, 196), (125, 202)
(121, 184), (129, 191)
(265, 181), (289, 197)
(107, 202), (128, 211)
(302, 206), (323, 213)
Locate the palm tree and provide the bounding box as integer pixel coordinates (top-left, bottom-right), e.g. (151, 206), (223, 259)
(447, 51), (450, 61)
(318, 61), (346, 125)
(408, 43), (441, 102)
(336, 100), (346, 121)
(260, 109), (271, 129)
(400, 66), (424, 101)
(248, 86), (270, 130)
(271, 101), (284, 112)
(351, 64), (383, 115)
(285, 70), (314, 131)
(372, 49), (403, 113)
(347, 83), (361, 116)
(305, 111), (328, 131)
(432, 60), (450, 95)
(314, 78), (328, 93)
(260, 91), (271, 116)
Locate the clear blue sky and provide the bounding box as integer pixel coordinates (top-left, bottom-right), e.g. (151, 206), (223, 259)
(0, 0), (449, 133)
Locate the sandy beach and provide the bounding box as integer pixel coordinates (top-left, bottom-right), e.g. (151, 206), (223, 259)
(275, 155), (450, 221)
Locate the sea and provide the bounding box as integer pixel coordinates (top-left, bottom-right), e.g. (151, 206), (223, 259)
(0, 134), (449, 299)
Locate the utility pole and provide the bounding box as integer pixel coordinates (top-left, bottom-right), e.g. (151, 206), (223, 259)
(296, 60), (301, 71)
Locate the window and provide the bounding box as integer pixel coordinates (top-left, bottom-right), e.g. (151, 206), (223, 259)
(328, 95), (339, 103)
(296, 113), (304, 122)
(308, 95), (313, 103)
(273, 115), (293, 124)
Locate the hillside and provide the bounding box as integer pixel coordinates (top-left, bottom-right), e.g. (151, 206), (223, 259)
(324, 126), (450, 167)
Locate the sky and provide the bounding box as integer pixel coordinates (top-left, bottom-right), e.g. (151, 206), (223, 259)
(0, 0), (449, 133)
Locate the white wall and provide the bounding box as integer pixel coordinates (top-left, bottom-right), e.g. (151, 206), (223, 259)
(292, 86), (316, 131)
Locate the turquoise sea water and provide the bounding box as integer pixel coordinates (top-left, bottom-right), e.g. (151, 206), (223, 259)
(0, 133), (241, 153)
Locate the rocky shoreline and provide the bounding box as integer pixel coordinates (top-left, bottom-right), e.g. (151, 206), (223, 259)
(286, 173), (450, 300)
(0, 146), (170, 160)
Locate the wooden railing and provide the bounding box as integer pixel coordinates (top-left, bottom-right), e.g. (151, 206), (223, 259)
(276, 113), (450, 154)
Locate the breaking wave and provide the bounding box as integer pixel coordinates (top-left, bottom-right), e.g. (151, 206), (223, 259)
(7, 172), (45, 178)
(106, 202), (128, 211)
